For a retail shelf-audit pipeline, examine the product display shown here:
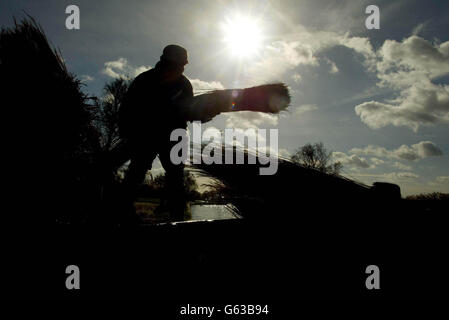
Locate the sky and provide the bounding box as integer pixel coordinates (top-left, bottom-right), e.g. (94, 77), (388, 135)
(1, 0), (448, 195)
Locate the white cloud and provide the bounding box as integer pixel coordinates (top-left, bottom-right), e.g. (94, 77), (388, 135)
(102, 58), (126, 78)
(197, 127), (280, 158)
(411, 22), (427, 36)
(377, 36), (449, 88)
(427, 176), (449, 193)
(248, 40), (318, 82)
(332, 152), (371, 169)
(244, 25), (376, 82)
(279, 41), (318, 66)
(292, 73), (302, 83)
(102, 60), (226, 101)
(224, 111), (278, 128)
(354, 35), (449, 131)
(149, 158), (164, 177)
(278, 148), (291, 158)
(102, 57), (151, 79)
(292, 104), (318, 118)
(81, 74), (94, 82)
(350, 141), (443, 161)
(392, 162), (412, 171)
(201, 126), (222, 141)
(329, 60), (338, 74)
(355, 81), (449, 132)
(189, 78), (224, 94)
(352, 172), (419, 184)
(436, 176), (449, 184)
(321, 57), (339, 74)
(133, 65), (152, 77)
(385, 172), (419, 180)
(195, 126), (276, 153)
(339, 35), (377, 64)
(370, 158), (385, 165)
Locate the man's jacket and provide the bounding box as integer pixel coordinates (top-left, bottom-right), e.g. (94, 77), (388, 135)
(119, 65), (193, 142)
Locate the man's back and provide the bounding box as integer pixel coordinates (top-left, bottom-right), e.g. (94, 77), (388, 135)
(119, 66), (193, 141)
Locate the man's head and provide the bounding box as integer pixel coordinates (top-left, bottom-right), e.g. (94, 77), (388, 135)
(161, 45), (188, 66)
(158, 44), (188, 81)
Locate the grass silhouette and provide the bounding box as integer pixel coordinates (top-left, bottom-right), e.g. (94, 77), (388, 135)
(1, 16), (103, 225)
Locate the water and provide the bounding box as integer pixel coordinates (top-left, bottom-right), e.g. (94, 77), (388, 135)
(190, 204), (238, 221)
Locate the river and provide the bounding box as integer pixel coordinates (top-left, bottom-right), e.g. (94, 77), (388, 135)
(190, 204), (238, 221)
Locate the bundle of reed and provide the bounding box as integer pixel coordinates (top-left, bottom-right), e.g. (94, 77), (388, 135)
(187, 83), (290, 122)
(190, 145), (378, 220)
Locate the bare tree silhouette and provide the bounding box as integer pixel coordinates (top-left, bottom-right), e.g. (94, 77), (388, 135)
(93, 78), (131, 151)
(291, 142), (342, 175)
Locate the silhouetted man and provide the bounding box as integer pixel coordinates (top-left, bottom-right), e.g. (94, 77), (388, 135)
(118, 44), (193, 221)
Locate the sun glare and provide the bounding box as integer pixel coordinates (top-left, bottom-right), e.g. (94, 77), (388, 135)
(222, 15), (263, 58)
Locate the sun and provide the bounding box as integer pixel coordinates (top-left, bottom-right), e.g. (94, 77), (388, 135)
(222, 15), (263, 59)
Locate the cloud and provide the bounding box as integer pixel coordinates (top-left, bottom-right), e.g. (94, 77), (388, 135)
(350, 141), (443, 161)
(332, 152), (371, 169)
(189, 78), (224, 94)
(352, 172), (419, 184)
(102, 57), (151, 79)
(80, 74), (94, 82)
(370, 158), (385, 165)
(197, 126), (266, 146)
(328, 60), (338, 74)
(411, 22), (427, 36)
(354, 35), (449, 131)
(384, 172), (419, 180)
(427, 176), (449, 191)
(278, 148), (291, 158)
(292, 104), (318, 118)
(136, 158), (165, 178)
(279, 41), (318, 66)
(102, 58), (127, 78)
(244, 24), (376, 82)
(392, 162), (412, 171)
(248, 40), (318, 82)
(292, 73), (302, 83)
(320, 57), (339, 74)
(377, 36), (449, 87)
(349, 170), (422, 195)
(224, 111), (278, 128)
(102, 59), (225, 95)
(197, 126), (280, 158)
(339, 35), (376, 63)
(436, 176), (449, 184)
(133, 65), (152, 77)
(355, 81), (449, 132)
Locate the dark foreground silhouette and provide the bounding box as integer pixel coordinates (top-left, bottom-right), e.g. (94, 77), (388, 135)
(1, 17), (448, 299)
